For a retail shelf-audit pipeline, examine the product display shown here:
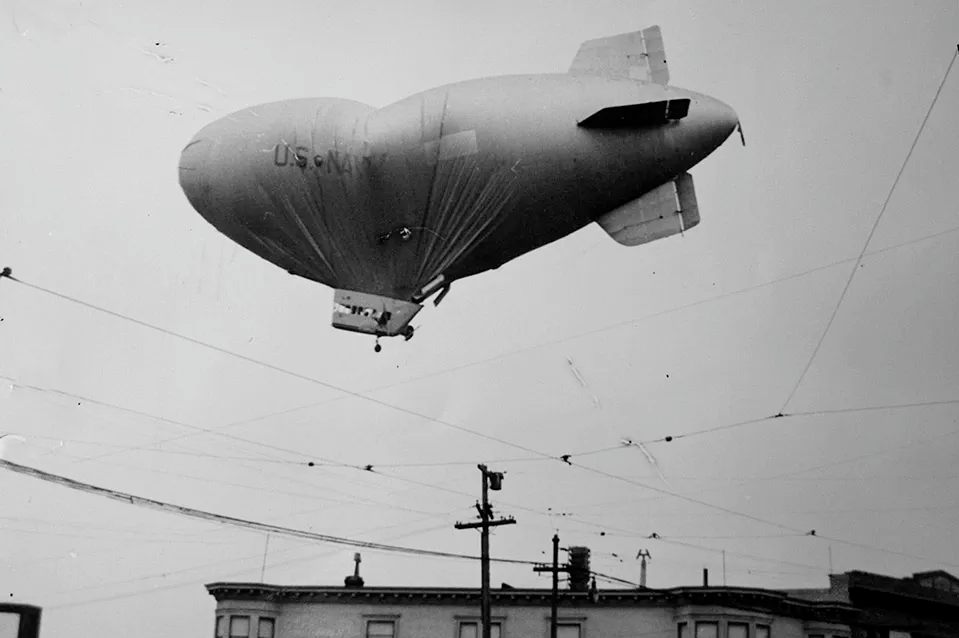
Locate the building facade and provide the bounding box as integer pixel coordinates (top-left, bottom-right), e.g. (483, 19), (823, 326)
(825, 571), (959, 638)
(206, 582), (856, 638)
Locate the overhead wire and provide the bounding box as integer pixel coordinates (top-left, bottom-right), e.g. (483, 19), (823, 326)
(6, 483), (454, 573)
(5, 68), (959, 568)
(767, 425), (959, 480)
(0, 513), (206, 538)
(1, 398), (465, 521)
(589, 570), (638, 587)
(0, 370), (925, 548)
(60, 400), (955, 531)
(319, 221), (959, 406)
(4, 291), (654, 542)
(20, 433), (302, 464)
(564, 427), (959, 513)
(0, 458), (538, 566)
(639, 415), (778, 445)
(5, 219), (958, 467)
(779, 46), (959, 412)
(4, 224), (958, 469)
(37, 521), (821, 608)
(83, 454), (438, 512)
(3, 378), (818, 536)
(14, 389), (910, 565)
(812, 532), (959, 570)
(43, 517), (457, 610)
(0, 374), (312, 465)
(0, 523), (223, 545)
(651, 536), (828, 574)
(370, 444), (627, 468)
(89, 396), (346, 462)
(8, 366), (959, 570)
(659, 533), (811, 541)
(1, 274), (551, 460)
(757, 503), (959, 515)
(3, 416), (864, 584)
(565, 460), (803, 534)
(3, 374), (663, 531)
(7, 222), (959, 478)
(48, 519), (451, 599)
(3, 44), (956, 619)
(11, 15), (951, 604)
(788, 400), (959, 418)
(1, 375), (487, 514)
(9, 415), (628, 470)
(639, 399), (959, 446)
(12, 368), (958, 486)
(98, 444), (472, 518)
(4, 322), (958, 565)
(2, 391), (641, 535)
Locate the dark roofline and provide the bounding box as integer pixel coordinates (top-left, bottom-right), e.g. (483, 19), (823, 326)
(206, 583), (855, 623)
(845, 571), (959, 608)
(0, 603), (42, 614)
(912, 570), (959, 582)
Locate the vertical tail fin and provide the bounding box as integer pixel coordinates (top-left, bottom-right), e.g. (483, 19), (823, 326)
(569, 25), (669, 84)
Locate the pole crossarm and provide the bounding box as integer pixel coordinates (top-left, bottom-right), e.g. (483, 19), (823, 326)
(454, 465), (516, 638)
(455, 518), (516, 530)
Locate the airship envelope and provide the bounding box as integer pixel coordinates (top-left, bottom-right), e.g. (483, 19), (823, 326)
(178, 26), (738, 346)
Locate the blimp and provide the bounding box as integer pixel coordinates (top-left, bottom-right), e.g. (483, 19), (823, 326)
(179, 26), (739, 351)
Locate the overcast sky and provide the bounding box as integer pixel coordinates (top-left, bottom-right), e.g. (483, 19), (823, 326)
(2, 1), (958, 637)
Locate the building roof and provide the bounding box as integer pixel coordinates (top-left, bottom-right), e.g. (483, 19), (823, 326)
(912, 570), (959, 587)
(842, 570), (959, 608)
(206, 583), (856, 623)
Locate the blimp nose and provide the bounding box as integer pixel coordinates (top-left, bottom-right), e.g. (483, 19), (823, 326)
(686, 92), (739, 151)
(177, 108), (266, 224)
(702, 95), (738, 141)
(179, 137), (211, 172)
(178, 135), (215, 213)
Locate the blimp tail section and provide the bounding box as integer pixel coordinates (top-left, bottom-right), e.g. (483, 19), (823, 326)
(569, 25), (669, 84)
(597, 173), (699, 247)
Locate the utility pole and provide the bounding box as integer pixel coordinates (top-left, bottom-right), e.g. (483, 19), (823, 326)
(533, 534), (564, 638)
(455, 465), (515, 638)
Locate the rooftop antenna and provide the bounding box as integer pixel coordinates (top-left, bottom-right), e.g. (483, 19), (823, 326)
(345, 552), (365, 587)
(636, 549), (651, 588)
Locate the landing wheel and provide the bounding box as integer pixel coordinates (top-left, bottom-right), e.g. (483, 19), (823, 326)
(403, 326), (415, 341)
(374, 338), (382, 353)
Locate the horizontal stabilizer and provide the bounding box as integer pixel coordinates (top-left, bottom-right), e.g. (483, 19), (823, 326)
(332, 289), (422, 337)
(578, 98), (689, 128)
(597, 173), (699, 246)
(569, 25), (669, 84)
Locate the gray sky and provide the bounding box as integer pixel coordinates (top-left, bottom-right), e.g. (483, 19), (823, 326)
(2, 0), (958, 636)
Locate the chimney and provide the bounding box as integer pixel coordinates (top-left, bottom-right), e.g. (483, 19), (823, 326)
(568, 546), (591, 592)
(702, 568), (709, 587)
(344, 552), (365, 588)
(636, 549), (651, 588)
